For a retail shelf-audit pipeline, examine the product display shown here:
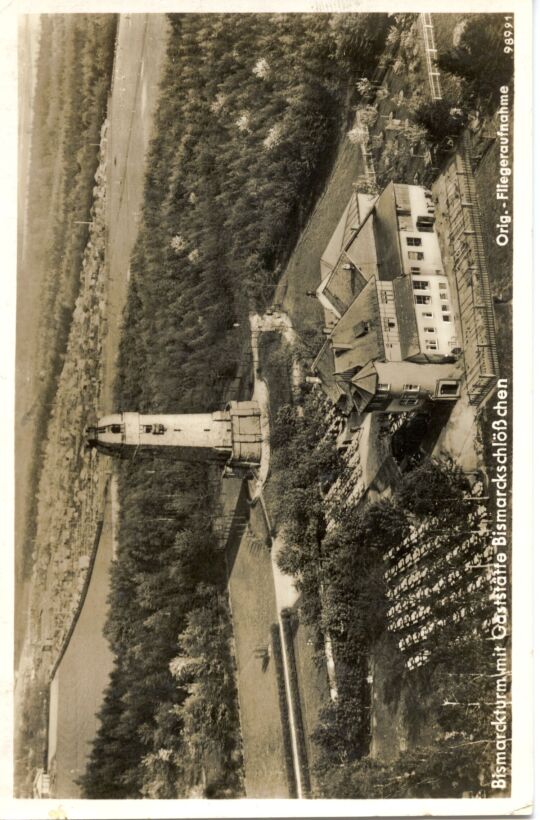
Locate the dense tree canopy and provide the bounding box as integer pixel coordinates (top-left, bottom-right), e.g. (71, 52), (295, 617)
(82, 12), (389, 798)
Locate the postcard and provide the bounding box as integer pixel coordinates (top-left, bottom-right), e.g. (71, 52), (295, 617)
(3, 1), (533, 817)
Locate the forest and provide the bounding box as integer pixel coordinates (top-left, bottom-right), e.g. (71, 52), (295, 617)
(81, 12), (389, 798)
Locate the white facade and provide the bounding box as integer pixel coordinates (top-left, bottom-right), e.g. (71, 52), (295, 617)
(411, 274), (459, 357)
(313, 181), (463, 415)
(396, 185), (459, 360)
(87, 402), (262, 466)
(93, 412), (232, 453)
(397, 186), (443, 275)
(371, 361), (461, 412)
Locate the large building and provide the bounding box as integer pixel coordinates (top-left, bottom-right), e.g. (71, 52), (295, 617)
(312, 182), (462, 415)
(86, 401), (262, 467)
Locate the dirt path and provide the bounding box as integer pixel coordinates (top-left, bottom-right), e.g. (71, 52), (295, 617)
(101, 14), (170, 410)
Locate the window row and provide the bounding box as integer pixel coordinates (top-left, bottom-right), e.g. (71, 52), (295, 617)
(414, 294), (450, 307)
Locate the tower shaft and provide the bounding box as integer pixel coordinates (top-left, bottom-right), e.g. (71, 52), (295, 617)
(86, 401), (261, 467)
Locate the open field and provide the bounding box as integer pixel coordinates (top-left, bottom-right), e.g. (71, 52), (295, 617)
(292, 619), (329, 773)
(47, 493), (115, 797)
(225, 487), (290, 797)
(280, 136), (367, 339)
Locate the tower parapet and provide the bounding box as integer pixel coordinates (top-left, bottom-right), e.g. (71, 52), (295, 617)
(86, 401), (262, 468)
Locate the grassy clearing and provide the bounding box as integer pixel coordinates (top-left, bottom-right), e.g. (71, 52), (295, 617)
(279, 136), (367, 339)
(49, 499), (115, 797)
(225, 490), (290, 797)
(291, 617), (329, 774)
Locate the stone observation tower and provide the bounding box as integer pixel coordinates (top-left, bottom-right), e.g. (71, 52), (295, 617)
(86, 401), (262, 468)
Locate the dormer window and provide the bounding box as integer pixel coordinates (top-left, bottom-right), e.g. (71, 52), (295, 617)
(353, 320), (370, 338)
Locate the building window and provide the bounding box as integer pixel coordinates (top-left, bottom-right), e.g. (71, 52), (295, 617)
(440, 292), (448, 301)
(410, 266), (421, 273)
(422, 311), (433, 318)
(424, 326), (436, 333)
(414, 294), (431, 305)
(407, 237), (422, 247)
(438, 282), (447, 289)
(438, 380), (460, 397)
(384, 318), (396, 331)
(408, 251), (425, 260)
(441, 304), (450, 312)
(442, 315), (451, 322)
(425, 339), (438, 350)
(377, 383), (390, 393)
(403, 384), (420, 392)
(142, 424), (166, 435)
(98, 424), (124, 435)
(413, 280), (429, 290)
(398, 215), (413, 231)
(400, 395), (419, 407)
(416, 215), (435, 232)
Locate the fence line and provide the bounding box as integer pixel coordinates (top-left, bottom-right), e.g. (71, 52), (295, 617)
(420, 12), (443, 101)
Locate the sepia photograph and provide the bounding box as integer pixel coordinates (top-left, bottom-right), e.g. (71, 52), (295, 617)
(6, 1), (533, 815)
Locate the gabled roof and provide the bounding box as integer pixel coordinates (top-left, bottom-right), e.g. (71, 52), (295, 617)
(350, 361), (378, 414)
(330, 276), (384, 375)
(344, 213), (378, 278)
(393, 275), (421, 359)
(317, 250), (368, 319)
(372, 182), (403, 282)
(311, 339), (348, 406)
(320, 193), (360, 278)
